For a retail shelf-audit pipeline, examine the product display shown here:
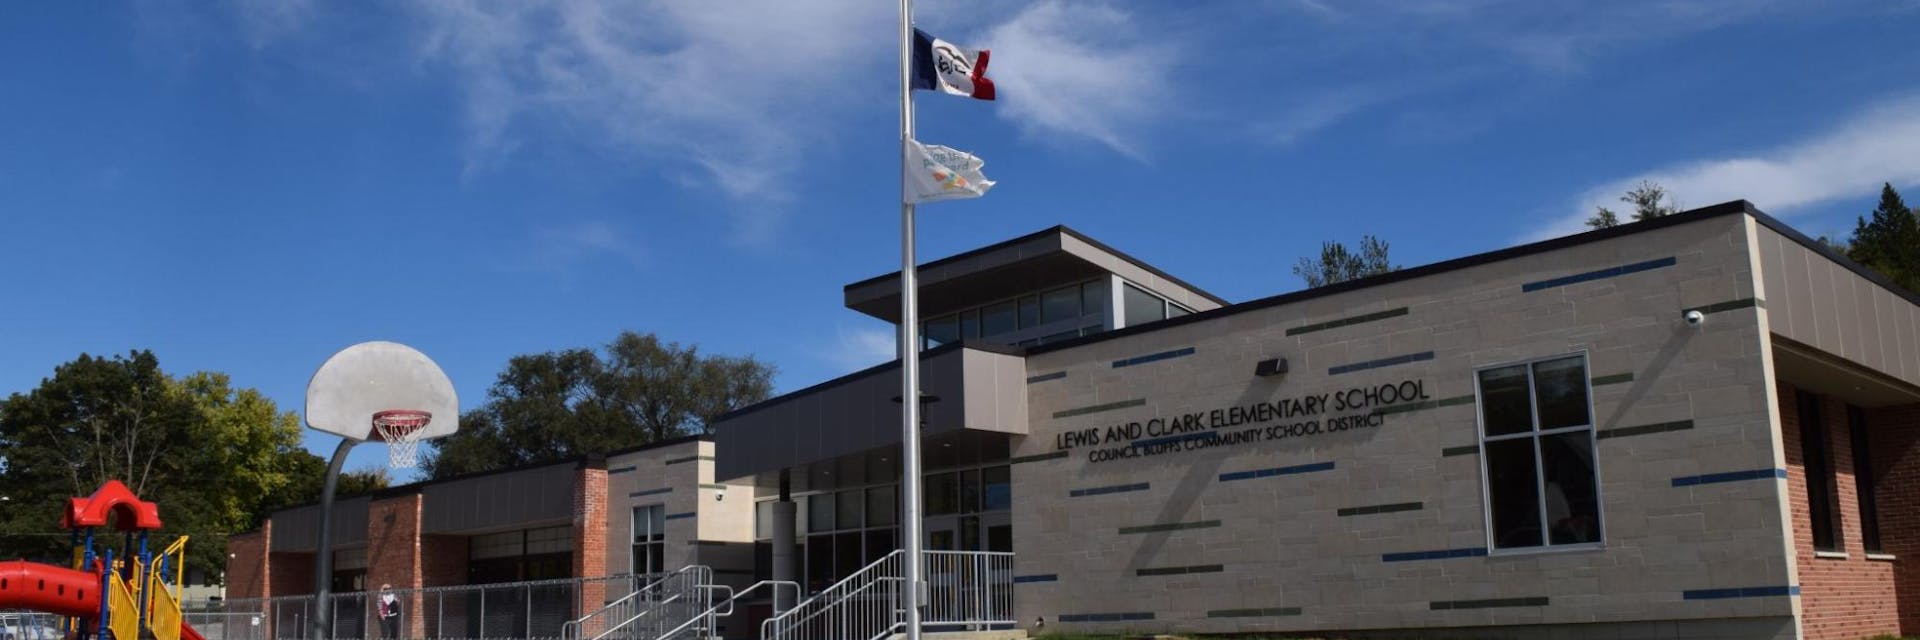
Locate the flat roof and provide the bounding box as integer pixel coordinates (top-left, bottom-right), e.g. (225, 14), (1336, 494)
(1026, 199), (1920, 355)
(843, 225), (1229, 322)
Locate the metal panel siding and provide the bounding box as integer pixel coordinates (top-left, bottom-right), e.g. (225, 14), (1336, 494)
(422, 464), (574, 534)
(1760, 231), (1794, 336)
(1832, 266), (1861, 362)
(268, 497), (368, 551)
(712, 346), (1019, 481)
(1755, 225), (1920, 389)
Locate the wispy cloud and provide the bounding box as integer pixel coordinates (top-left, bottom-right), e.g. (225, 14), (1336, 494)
(818, 325), (897, 374)
(1527, 96), (1920, 240)
(519, 220), (648, 277)
(981, 1), (1176, 159)
(407, 0), (893, 240)
(227, 0), (317, 49)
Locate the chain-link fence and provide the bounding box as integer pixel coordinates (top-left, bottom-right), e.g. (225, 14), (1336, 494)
(0, 611), (65, 640)
(185, 575), (651, 640)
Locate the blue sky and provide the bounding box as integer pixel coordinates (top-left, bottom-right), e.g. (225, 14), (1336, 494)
(3, 1), (1917, 479)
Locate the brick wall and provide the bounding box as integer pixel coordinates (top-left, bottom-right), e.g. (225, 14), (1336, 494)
(225, 524), (270, 599)
(267, 551), (313, 597)
(573, 459), (609, 617)
(420, 534), (469, 587)
(366, 491), (425, 638)
(1778, 383), (1899, 640)
(1869, 403), (1920, 635)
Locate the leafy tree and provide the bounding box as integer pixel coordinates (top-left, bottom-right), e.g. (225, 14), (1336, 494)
(1844, 183), (1920, 293)
(1586, 181), (1679, 229)
(1293, 235), (1397, 288)
(1585, 207), (1621, 230)
(424, 331), (775, 478)
(0, 352), (309, 579)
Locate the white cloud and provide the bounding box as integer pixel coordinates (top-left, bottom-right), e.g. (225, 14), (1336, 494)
(408, 0), (893, 240)
(820, 325), (898, 374)
(981, 1), (1176, 159)
(1528, 96), (1920, 240)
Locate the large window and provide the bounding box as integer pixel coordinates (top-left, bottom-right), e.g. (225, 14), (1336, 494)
(470, 525), (574, 583)
(1798, 391), (1842, 552)
(921, 280), (1107, 349)
(632, 505), (667, 575)
(1849, 406), (1883, 553)
(1476, 354), (1603, 551)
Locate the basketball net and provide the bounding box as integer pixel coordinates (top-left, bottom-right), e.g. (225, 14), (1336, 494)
(372, 410), (432, 469)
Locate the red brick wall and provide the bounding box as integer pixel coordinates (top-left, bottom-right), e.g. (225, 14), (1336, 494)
(1869, 403), (1920, 635)
(1779, 383), (1900, 640)
(268, 551), (314, 597)
(225, 524), (270, 599)
(420, 534), (469, 587)
(367, 491), (425, 638)
(573, 461), (609, 618)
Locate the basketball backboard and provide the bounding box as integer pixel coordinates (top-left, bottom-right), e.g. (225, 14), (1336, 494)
(305, 341), (458, 443)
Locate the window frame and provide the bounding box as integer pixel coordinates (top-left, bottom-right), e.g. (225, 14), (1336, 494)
(1473, 351), (1607, 555)
(1798, 391), (1843, 553)
(631, 504), (668, 576)
(1848, 405), (1883, 554)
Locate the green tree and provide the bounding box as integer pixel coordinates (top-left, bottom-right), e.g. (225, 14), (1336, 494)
(1586, 181), (1679, 229)
(1293, 235), (1397, 288)
(423, 331), (775, 478)
(1844, 183), (1920, 293)
(0, 352), (312, 579)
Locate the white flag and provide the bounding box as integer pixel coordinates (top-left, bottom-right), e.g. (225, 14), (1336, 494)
(905, 139), (995, 203)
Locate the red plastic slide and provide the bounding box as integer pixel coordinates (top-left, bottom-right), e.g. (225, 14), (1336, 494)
(0, 560), (101, 618)
(179, 621), (205, 640)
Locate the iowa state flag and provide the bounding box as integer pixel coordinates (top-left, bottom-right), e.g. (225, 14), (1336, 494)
(912, 28), (995, 101)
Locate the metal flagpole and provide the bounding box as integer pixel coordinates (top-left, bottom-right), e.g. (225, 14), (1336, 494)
(897, 0), (925, 638)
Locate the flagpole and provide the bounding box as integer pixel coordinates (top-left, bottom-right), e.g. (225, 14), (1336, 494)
(896, 0), (926, 639)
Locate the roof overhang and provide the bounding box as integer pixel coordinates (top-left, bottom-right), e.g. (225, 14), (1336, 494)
(843, 226), (1225, 322)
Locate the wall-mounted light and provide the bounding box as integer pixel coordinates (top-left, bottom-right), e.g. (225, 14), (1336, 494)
(1254, 358), (1288, 378)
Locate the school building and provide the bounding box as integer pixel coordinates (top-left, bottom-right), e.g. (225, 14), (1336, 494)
(229, 200), (1920, 640)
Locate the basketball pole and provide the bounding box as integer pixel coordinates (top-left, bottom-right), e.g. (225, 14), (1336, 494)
(897, 0), (925, 637)
(310, 438), (356, 640)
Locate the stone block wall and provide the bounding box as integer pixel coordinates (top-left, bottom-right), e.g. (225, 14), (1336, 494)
(1013, 214), (1796, 636)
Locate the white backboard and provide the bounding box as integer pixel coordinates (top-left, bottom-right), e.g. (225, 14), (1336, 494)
(305, 341), (458, 442)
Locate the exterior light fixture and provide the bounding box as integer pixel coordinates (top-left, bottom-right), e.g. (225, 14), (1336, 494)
(1255, 358), (1288, 378)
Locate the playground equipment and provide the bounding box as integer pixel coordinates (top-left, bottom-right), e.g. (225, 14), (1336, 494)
(0, 480), (205, 640)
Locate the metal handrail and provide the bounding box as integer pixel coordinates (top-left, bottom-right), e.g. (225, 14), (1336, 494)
(561, 565), (712, 640)
(762, 550), (1014, 640)
(652, 581), (799, 640)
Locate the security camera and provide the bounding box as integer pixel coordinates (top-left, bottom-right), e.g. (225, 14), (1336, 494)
(1684, 310), (1705, 326)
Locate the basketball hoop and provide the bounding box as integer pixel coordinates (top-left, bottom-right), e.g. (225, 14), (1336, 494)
(371, 410), (433, 469)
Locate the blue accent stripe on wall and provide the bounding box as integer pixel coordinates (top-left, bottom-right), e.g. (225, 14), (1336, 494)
(1058, 612), (1155, 623)
(1672, 468), (1787, 487)
(1026, 371), (1067, 384)
(1113, 347), (1195, 368)
(1328, 351), (1434, 375)
(664, 511), (697, 520)
(1219, 461), (1335, 482)
(1521, 256), (1677, 292)
(1682, 585), (1799, 600)
(629, 487), (673, 497)
(1069, 483), (1150, 497)
(607, 466), (636, 475)
(1382, 547), (1488, 563)
(1013, 574), (1058, 584)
